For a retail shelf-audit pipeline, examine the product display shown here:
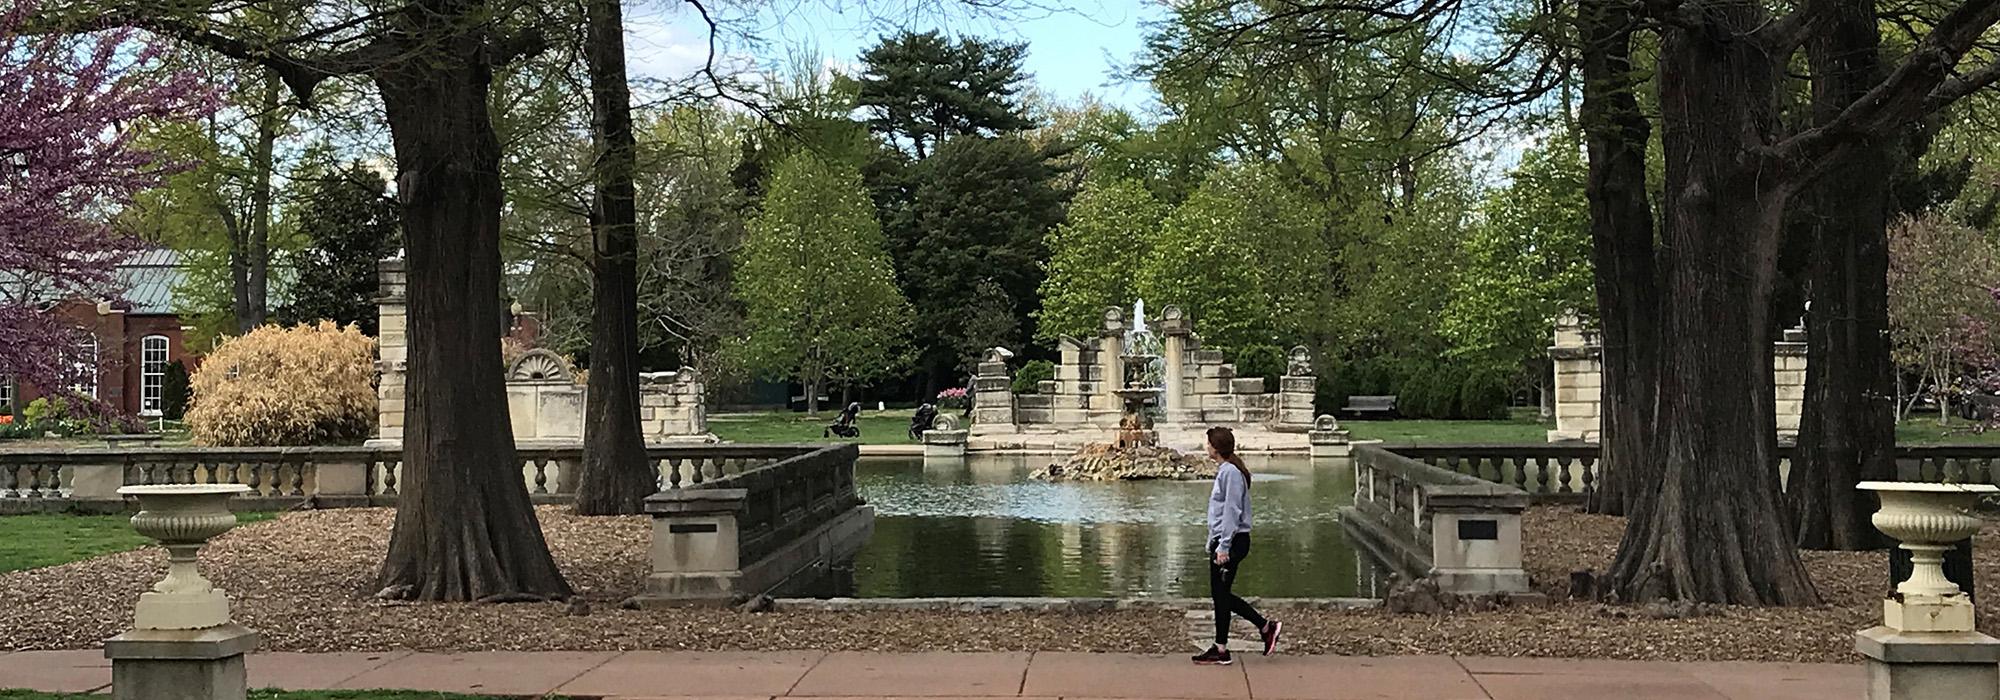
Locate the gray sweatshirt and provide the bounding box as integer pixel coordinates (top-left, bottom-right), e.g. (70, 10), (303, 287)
(1207, 461), (1252, 548)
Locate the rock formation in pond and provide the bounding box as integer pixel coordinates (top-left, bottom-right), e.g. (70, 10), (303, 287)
(1032, 442), (1217, 481)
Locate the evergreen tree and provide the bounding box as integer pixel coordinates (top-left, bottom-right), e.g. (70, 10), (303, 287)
(736, 153), (913, 414)
(888, 135), (1067, 376)
(1036, 177), (1167, 342)
(856, 30), (1035, 158)
(278, 164), (401, 335)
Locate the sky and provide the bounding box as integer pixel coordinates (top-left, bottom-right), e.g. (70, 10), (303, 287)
(623, 0), (1168, 114)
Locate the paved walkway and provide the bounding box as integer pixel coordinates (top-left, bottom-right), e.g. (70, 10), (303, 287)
(0, 649), (1860, 699)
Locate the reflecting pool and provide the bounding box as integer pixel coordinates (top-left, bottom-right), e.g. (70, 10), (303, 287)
(845, 454), (1375, 598)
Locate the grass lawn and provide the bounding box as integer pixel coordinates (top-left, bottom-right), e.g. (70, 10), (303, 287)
(0, 692), (520, 700)
(1344, 417), (1552, 444)
(0, 512), (274, 574)
(708, 408), (925, 445)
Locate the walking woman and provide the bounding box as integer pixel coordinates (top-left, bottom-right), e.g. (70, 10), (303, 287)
(1194, 427), (1282, 665)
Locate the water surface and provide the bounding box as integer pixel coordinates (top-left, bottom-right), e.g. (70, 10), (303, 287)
(846, 454), (1375, 598)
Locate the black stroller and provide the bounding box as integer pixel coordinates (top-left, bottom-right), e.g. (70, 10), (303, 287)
(909, 403), (939, 440)
(823, 402), (862, 438)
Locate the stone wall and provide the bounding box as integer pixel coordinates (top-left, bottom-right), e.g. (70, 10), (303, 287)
(372, 257), (712, 445)
(1547, 314), (1807, 443)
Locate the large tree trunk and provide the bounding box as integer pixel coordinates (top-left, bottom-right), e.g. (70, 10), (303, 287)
(1789, 0), (1896, 551)
(242, 70), (277, 332)
(1577, 0), (1660, 517)
(373, 20), (572, 601)
(572, 0), (653, 516)
(1607, 8), (1820, 605)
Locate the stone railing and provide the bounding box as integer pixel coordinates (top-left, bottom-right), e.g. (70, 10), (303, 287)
(1387, 443), (2000, 503)
(1341, 445), (1533, 597)
(0, 444), (822, 513)
(637, 443), (871, 605)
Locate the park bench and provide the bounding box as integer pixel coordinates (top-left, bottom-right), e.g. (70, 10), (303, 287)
(1342, 395), (1400, 420)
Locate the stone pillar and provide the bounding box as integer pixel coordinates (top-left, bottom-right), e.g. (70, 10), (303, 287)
(1276, 346), (1317, 430)
(369, 258), (408, 447)
(1425, 484), (1532, 596)
(1547, 311), (1603, 443)
(640, 368), (716, 442)
(970, 348), (1016, 436)
(1775, 327), (1807, 445)
(1051, 336), (1092, 427)
(1158, 305), (1193, 424)
(638, 488), (747, 604)
(1094, 308), (1127, 428)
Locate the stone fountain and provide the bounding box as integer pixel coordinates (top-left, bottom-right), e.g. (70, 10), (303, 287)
(1034, 302), (1214, 482)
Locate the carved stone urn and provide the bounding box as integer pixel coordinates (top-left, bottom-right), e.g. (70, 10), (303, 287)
(119, 484), (252, 630)
(1859, 480), (1999, 632)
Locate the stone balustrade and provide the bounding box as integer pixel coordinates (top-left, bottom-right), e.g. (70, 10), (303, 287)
(637, 443), (871, 605)
(1341, 445), (1534, 597)
(1388, 443), (2000, 503)
(0, 444), (814, 513)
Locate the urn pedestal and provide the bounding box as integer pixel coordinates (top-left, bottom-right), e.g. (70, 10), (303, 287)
(104, 485), (260, 700)
(1855, 481), (2000, 700)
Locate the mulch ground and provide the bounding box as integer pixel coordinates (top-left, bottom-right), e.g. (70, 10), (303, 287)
(0, 506), (1986, 661)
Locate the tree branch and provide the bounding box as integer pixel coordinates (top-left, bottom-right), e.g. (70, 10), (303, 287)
(1776, 0), (2000, 163)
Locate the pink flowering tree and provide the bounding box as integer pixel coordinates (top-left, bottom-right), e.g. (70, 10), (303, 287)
(1887, 215), (2000, 427)
(0, 2), (212, 407)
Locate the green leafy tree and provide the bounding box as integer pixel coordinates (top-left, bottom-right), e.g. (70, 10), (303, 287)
(856, 30), (1036, 158)
(1036, 177), (1167, 342)
(277, 164), (401, 335)
(1441, 135), (1594, 374)
(888, 135), (1067, 376)
(1136, 164), (1322, 351)
(736, 153), (913, 414)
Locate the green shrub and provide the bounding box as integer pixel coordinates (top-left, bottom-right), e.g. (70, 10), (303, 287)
(1012, 359), (1056, 394)
(1457, 371), (1513, 420)
(186, 322), (375, 446)
(161, 360), (192, 421)
(1234, 345), (1286, 392)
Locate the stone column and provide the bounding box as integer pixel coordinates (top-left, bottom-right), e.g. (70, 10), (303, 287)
(368, 258), (408, 448)
(1774, 327), (1807, 445)
(1158, 306), (1192, 424)
(1051, 336), (1091, 428)
(1277, 346), (1317, 430)
(1094, 308), (1127, 428)
(1547, 311), (1603, 443)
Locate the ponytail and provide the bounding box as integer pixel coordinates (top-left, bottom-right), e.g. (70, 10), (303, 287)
(1206, 426), (1249, 482)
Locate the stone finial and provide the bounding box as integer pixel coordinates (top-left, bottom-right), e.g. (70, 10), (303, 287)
(1314, 414), (1340, 432)
(675, 365), (701, 383)
(1286, 346), (1314, 376)
(1158, 305), (1191, 335)
(507, 349), (575, 383)
(1100, 306), (1127, 336)
(983, 347), (1015, 365)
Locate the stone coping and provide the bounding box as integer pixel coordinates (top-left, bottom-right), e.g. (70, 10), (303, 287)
(773, 597), (1382, 612)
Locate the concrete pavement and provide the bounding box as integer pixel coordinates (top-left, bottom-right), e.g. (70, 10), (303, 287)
(0, 649), (1862, 699)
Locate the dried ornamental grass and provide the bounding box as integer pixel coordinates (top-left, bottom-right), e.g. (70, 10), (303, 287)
(186, 321), (376, 446)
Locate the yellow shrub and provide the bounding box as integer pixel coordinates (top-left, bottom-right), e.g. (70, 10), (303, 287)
(187, 322), (376, 446)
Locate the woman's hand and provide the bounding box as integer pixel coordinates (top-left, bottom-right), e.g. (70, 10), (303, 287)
(1214, 550), (1230, 565)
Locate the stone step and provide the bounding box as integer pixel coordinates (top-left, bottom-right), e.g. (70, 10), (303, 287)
(1183, 609), (1268, 653)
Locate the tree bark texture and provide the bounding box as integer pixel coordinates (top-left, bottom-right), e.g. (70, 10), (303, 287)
(373, 12), (573, 601)
(1606, 7), (1821, 605)
(1789, 0), (1896, 551)
(1577, 0), (1660, 517)
(573, 0), (654, 516)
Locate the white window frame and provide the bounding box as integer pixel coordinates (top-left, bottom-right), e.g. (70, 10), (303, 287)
(70, 333), (99, 399)
(140, 335), (169, 416)
(0, 375), (13, 414)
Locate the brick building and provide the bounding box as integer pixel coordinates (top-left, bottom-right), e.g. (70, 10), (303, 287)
(5, 249), (199, 417)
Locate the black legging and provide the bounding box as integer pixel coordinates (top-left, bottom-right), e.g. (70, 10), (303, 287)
(1209, 533), (1267, 646)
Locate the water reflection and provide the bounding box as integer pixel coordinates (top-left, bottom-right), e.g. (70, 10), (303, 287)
(849, 454), (1376, 597)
